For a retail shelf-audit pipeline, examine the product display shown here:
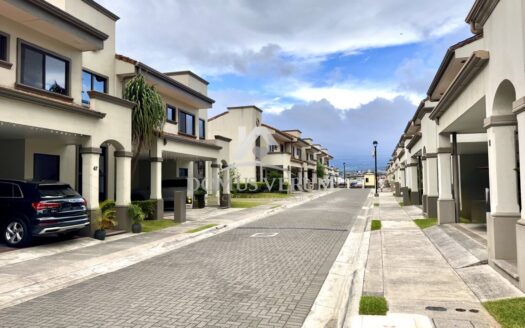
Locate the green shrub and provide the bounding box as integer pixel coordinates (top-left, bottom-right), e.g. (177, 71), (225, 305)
(359, 296), (388, 315)
(128, 203), (145, 224)
(232, 181), (289, 194)
(371, 220), (382, 231)
(131, 200), (157, 220)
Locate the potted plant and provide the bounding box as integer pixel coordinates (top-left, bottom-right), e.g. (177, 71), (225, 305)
(93, 200), (117, 241)
(128, 203), (145, 233)
(193, 187), (207, 209)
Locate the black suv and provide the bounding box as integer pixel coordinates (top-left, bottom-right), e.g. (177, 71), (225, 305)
(0, 180), (89, 247)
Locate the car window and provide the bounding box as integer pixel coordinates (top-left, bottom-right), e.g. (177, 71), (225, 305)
(0, 183), (12, 198)
(12, 185), (22, 198)
(38, 184), (77, 198)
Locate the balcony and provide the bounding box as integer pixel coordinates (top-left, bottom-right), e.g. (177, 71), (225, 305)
(0, 0), (108, 51)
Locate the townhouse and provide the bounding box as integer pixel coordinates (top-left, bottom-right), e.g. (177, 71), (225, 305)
(208, 105), (336, 190)
(387, 0), (525, 291)
(114, 56), (230, 216)
(0, 0), (134, 232)
(0, 0), (231, 235)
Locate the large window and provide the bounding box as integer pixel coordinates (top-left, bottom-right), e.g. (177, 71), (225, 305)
(82, 70), (107, 104)
(178, 110), (195, 136)
(0, 33), (7, 62)
(166, 106), (176, 123)
(21, 44), (69, 96)
(34, 154), (60, 181)
(199, 119), (205, 139)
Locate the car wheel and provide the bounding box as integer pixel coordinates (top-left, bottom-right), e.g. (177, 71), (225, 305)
(4, 217), (32, 248)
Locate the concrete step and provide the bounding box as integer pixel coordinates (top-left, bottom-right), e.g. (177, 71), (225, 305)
(493, 259), (519, 281)
(439, 225), (488, 262)
(424, 226), (484, 269)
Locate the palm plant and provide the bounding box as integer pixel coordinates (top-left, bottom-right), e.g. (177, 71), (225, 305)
(128, 203), (145, 225)
(124, 75), (165, 175)
(95, 200), (117, 231)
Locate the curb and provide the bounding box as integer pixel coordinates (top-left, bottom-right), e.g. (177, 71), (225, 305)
(302, 190), (374, 328)
(0, 188), (338, 310)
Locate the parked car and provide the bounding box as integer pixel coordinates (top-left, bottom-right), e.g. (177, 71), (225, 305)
(0, 180), (89, 247)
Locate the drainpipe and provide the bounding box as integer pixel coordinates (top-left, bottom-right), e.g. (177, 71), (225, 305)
(452, 133), (460, 223)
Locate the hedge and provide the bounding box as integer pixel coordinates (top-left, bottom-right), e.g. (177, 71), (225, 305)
(232, 181), (289, 194)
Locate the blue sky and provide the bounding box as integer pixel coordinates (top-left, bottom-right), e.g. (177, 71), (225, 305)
(100, 0), (474, 170)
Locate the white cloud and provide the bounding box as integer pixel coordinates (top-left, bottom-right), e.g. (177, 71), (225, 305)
(98, 0), (473, 76)
(287, 81), (421, 110)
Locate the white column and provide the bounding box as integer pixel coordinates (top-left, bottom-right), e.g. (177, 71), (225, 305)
(150, 158), (162, 200)
(222, 166), (231, 194)
(437, 134), (455, 224)
(514, 99), (525, 291)
(422, 158), (427, 196)
(485, 115), (520, 262)
(80, 149), (100, 210)
(426, 156), (439, 197)
(115, 153), (131, 206)
(187, 161), (195, 199)
(298, 169), (303, 190)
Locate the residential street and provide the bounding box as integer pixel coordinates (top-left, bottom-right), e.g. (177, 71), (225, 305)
(0, 189), (369, 328)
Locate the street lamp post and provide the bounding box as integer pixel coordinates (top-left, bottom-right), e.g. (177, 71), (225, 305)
(343, 162), (346, 188)
(373, 141), (378, 197)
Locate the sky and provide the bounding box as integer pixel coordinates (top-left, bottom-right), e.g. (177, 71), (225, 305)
(98, 0), (475, 171)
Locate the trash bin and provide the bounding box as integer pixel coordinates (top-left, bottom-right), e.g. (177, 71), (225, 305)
(174, 191), (186, 223)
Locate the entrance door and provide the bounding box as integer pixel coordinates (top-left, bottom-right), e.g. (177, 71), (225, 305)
(34, 154), (59, 181)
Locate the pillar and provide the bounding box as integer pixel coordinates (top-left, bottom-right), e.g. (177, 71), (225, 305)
(437, 134), (455, 224)
(514, 98), (525, 291)
(422, 157), (428, 214)
(425, 154), (439, 218)
(208, 162), (220, 206)
(187, 161), (195, 200)
(220, 164), (231, 208)
(115, 151), (132, 231)
(408, 161), (420, 205)
(298, 169), (304, 191)
(80, 147), (101, 235)
(485, 115), (520, 263)
(150, 157), (163, 219)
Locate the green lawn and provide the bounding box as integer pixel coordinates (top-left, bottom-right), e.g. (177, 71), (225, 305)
(374, 203), (380, 207)
(186, 224), (217, 234)
(233, 192), (290, 199)
(484, 298), (525, 328)
(142, 219), (179, 233)
(371, 220), (382, 231)
(413, 218), (438, 229)
(399, 202), (404, 207)
(359, 296), (389, 315)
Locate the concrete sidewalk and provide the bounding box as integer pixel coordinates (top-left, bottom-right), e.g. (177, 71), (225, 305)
(353, 191), (519, 328)
(0, 189), (336, 311)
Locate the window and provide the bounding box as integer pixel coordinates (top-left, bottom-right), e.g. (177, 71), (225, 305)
(295, 148), (302, 158)
(21, 44), (69, 95)
(0, 183), (13, 198)
(269, 145), (279, 153)
(178, 110), (195, 135)
(179, 168), (188, 177)
(0, 33), (7, 62)
(166, 106), (176, 122)
(82, 70), (107, 104)
(199, 119), (205, 139)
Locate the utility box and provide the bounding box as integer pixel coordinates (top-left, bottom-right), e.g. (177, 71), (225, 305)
(174, 191), (186, 223)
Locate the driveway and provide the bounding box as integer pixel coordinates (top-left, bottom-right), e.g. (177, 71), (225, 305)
(0, 189), (369, 328)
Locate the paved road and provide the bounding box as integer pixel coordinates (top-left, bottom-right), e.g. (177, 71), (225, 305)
(0, 189), (369, 328)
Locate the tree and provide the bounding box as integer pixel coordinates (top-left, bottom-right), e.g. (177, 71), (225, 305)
(317, 161), (326, 179)
(124, 75), (165, 174)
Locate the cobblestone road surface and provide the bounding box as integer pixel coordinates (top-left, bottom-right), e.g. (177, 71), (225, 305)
(0, 189), (369, 328)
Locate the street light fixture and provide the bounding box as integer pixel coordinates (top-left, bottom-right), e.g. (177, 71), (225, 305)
(373, 141), (379, 197)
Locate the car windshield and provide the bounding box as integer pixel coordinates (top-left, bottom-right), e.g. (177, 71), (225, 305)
(38, 184), (78, 198)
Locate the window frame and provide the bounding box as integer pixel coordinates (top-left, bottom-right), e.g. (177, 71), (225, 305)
(0, 31), (11, 67)
(199, 118), (206, 139)
(81, 68), (108, 105)
(178, 110), (195, 136)
(166, 105), (177, 124)
(0, 182), (23, 199)
(17, 39), (71, 97)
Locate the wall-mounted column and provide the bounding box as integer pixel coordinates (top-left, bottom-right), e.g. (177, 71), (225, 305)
(422, 157), (428, 214)
(208, 162), (220, 206)
(514, 98), (525, 291)
(115, 151), (132, 231)
(80, 147), (101, 234)
(221, 164), (231, 208)
(408, 160), (420, 205)
(150, 157), (163, 219)
(187, 161), (195, 200)
(437, 134), (455, 224)
(484, 115), (520, 264)
(425, 153), (439, 218)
